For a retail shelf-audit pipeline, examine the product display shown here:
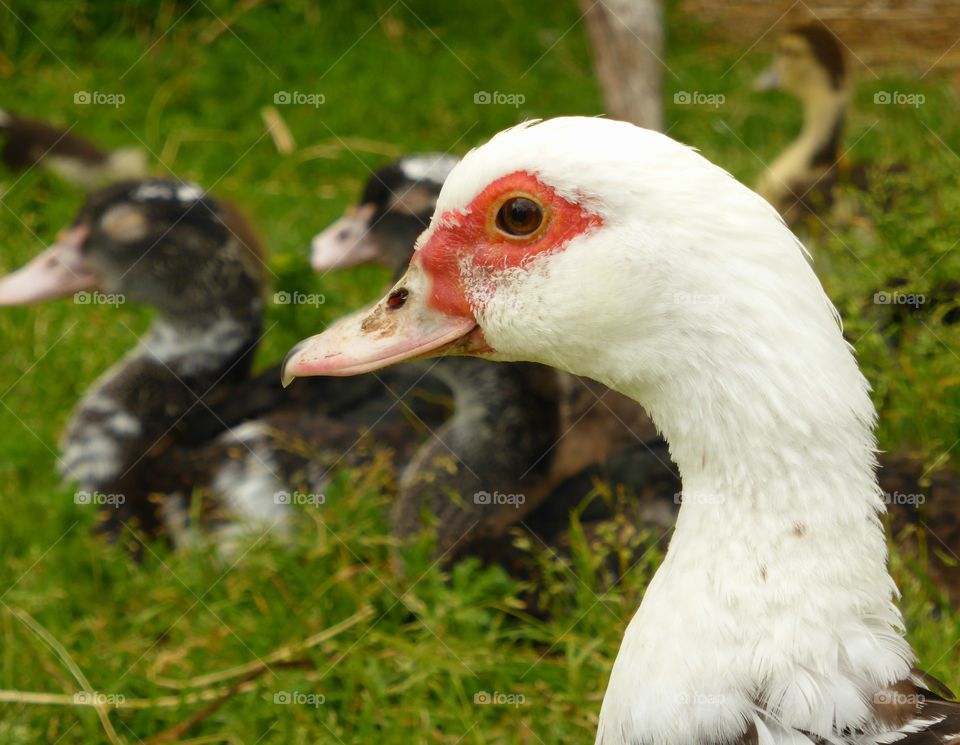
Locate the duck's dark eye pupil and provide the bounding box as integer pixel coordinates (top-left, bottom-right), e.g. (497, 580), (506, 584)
(497, 197), (543, 237)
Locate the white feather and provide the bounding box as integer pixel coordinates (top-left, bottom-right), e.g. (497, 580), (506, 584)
(209, 422), (292, 558)
(398, 153), (460, 184)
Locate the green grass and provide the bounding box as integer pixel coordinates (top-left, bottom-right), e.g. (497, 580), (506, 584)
(0, 1), (958, 742)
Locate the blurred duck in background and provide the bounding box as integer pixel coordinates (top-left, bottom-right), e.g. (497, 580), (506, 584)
(311, 153), (459, 276)
(0, 179), (451, 553)
(751, 25), (960, 337)
(0, 167), (646, 569)
(0, 175), (582, 565)
(753, 22), (863, 226)
(0, 109), (147, 189)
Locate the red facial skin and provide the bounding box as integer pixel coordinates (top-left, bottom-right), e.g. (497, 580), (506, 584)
(413, 171), (603, 318)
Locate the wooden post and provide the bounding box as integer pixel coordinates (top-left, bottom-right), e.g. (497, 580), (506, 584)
(578, 0), (665, 132)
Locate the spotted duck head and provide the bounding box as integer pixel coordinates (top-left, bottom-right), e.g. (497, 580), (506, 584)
(0, 179), (265, 324)
(311, 153), (458, 278)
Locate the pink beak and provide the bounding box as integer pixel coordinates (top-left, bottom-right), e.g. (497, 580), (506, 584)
(0, 226), (99, 305)
(310, 203), (381, 271)
(282, 262), (479, 385)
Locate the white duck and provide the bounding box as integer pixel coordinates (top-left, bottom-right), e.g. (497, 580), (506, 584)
(282, 118), (959, 745)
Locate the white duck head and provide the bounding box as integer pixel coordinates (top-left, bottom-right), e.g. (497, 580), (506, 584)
(284, 118), (919, 745)
(285, 117), (857, 415)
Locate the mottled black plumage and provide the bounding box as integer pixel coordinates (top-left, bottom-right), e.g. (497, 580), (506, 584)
(0, 179), (443, 545)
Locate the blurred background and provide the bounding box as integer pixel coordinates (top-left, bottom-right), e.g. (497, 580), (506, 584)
(0, 1), (958, 742)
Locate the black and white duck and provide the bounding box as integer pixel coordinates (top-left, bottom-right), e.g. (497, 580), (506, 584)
(158, 153), (573, 560)
(0, 177), (570, 562)
(0, 179), (448, 550)
(311, 153), (459, 276)
(0, 110), (147, 189)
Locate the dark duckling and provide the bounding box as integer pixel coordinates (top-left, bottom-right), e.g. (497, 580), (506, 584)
(0, 180), (265, 536)
(309, 155), (566, 559)
(311, 153), (458, 276)
(0, 179), (445, 548)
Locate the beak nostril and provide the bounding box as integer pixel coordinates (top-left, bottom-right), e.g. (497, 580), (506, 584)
(386, 287), (409, 310)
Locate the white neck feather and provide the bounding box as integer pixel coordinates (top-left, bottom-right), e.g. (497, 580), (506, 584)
(593, 260), (911, 744)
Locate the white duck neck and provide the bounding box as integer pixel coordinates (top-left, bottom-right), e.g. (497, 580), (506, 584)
(644, 349), (891, 606)
(595, 294), (912, 744)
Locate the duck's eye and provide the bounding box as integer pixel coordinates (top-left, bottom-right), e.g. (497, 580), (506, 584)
(496, 197), (543, 238)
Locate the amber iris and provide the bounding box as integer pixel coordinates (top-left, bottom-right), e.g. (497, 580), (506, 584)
(495, 196), (543, 237)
